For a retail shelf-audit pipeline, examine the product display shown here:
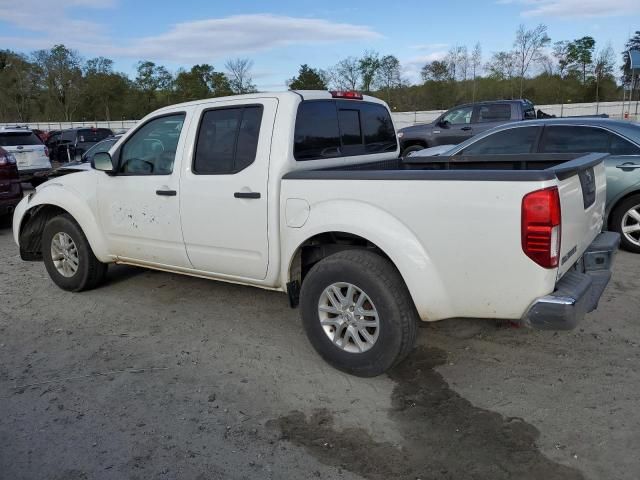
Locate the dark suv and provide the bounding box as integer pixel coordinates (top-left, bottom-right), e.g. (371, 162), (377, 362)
(397, 99), (537, 157)
(0, 147), (23, 219)
(46, 127), (113, 162)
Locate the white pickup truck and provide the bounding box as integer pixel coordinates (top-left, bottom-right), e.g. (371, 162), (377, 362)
(13, 91), (619, 376)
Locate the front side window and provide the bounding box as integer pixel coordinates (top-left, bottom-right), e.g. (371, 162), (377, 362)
(193, 106), (263, 174)
(476, 104), (512, 123)
(460, 127), (541, 155)
(539, 126), (609, 154)
(442, 106), (473, 125)
(119, 113), (185, 175)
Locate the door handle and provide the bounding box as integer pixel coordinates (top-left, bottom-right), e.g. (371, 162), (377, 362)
(616, 163), (640, 170)
(156, 189), (177, 196)
(461, 126), (472, 131)
(234, 191), (261, 199)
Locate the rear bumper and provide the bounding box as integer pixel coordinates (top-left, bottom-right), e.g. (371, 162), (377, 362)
(522, 231), (620, 330)
(18, 167), (51, 180)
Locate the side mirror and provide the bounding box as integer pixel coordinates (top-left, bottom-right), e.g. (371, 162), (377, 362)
(439, 119), (451, 128)
(92, 152), (115, 173)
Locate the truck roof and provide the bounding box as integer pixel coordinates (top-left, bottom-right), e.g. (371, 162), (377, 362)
(153, 90), (387, 113)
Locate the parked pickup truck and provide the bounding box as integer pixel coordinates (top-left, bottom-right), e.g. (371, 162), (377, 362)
(12, 91), (619, 376)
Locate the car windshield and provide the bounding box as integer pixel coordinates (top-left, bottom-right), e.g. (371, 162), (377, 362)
(0, 131), (43, 146)
(77, 129), (112, 143)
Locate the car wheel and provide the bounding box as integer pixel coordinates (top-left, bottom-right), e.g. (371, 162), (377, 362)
(401, 144), (427, 158)
(611, 194), (640, 253)
(299, 249), (419, 377)
(42, 214), (108, 291)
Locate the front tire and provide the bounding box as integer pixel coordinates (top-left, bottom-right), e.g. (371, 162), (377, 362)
(42, 214), (108, 291)
(299, 249), (419, 377)
(401, 144), (426, 158)
(610, 194), (640, 253)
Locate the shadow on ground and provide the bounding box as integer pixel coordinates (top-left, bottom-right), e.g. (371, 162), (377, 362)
(271, 346), (584, 480)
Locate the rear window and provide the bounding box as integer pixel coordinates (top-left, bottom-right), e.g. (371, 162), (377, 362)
(77, 129), (112, 143)
(0, 132), (42, 146)
(294, 100), (397, 161)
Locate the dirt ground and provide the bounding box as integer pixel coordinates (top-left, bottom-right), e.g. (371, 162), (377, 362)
(1, 214), (639, 480)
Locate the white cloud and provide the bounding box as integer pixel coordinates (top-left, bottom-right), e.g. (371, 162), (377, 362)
(408, 43), (449, 51)
(500, 0), (640, 18)
(0, 5), (381, 64)
(112, 15), (381, 63)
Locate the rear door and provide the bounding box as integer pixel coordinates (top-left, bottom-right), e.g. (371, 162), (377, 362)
(179, 98), (277, 280)
(0, 131), (49, 171)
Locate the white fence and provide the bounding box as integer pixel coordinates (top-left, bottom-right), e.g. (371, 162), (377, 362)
(2, 100), (639, 132)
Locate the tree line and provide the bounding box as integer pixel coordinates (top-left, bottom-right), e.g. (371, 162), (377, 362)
(1, 26), (639, 123)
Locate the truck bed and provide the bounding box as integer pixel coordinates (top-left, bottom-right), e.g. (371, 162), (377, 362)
(283, 152), (607, 182)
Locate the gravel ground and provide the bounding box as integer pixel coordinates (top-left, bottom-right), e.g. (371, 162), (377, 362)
(0, 215), (639, 480)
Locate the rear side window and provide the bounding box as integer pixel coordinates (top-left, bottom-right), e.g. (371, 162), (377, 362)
(0, 132), (42, 146)
(524, 105), (536, 120)
(476, 104), (512, 123)
(294, 100), (397, 160)
(460, 127), (541, 155)
(193, 105), (263, 174)
(540, 126), (609, 153)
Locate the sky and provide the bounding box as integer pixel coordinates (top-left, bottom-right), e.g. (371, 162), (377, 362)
(0, 0), (639, 90)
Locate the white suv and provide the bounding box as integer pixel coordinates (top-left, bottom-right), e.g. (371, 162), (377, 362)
(0, 126), (51, 185)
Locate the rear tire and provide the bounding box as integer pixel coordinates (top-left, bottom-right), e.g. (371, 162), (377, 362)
(401, 144), (426, 158)
(299, 249), (419, 377)
(610, 194), (640, 253)
(42, 214), (108, 291)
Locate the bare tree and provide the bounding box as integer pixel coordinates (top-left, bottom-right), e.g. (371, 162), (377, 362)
(471, 42), (482, 102)
(552, 41), (571, 78)
(486, 51), (517, 98)
(358, 51), (381, 92)
(593, 43), (616, 104)
(513, 23), (550, 98)
(334, 57), (361, 90)
(225, 58), (257, 94)
(376, 55), (401, 102)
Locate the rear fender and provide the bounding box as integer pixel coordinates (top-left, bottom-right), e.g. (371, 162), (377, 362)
(282, 199), (452, 321)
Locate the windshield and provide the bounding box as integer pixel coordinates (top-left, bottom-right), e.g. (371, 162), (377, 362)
(0, 132), (43, 146)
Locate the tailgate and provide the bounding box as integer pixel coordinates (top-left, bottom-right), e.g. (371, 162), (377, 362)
(5, 145), (50, 169)
(556, 159), (607, 278)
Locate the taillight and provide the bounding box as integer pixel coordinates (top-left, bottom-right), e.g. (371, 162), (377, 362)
(44, 146), (49, 157)
(522, 187), (561, 269)
(330, 90), (363, 100)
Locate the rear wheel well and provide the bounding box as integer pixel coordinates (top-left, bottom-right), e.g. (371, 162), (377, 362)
(19, 204), (70, 260)
(287, 232), (391, 307)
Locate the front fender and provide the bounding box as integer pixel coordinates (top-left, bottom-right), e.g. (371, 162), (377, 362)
(281, 199), (453, 321)
(14, 181), (111, 262)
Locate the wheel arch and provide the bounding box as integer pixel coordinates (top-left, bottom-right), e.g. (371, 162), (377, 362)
(17, 187), (110, 262)
(607, 188), (640, 229)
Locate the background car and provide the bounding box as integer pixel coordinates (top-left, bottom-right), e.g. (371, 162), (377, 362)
(0, 146), (23, 220)
(409, 118), (640, 252)
(0, 126), (52, 186)
(48, 135), (120, 177)
(45, 127), (113, 162)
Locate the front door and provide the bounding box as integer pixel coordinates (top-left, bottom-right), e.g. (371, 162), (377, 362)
(433, 105), (474, 145)
(97, 112), (192, 268)
(179, 98), (277, 280)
